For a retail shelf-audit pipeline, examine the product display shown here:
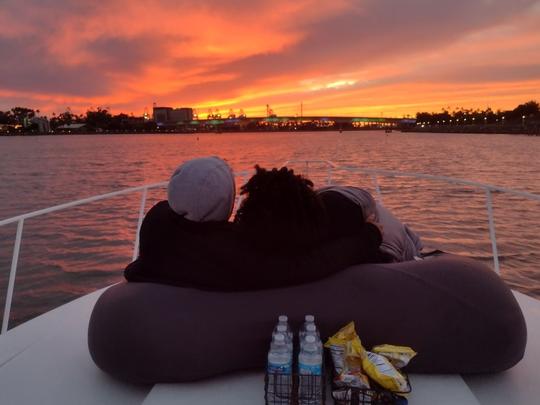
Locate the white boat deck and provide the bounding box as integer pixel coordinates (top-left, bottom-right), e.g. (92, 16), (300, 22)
(0, 288), (538, 405)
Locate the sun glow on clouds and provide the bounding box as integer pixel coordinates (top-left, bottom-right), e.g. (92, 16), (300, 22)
(0, 0), (539, 116)
(302, 77), (358, 91)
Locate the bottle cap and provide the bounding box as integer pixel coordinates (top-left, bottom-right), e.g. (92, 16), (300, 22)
(306, 324), (316, 332)
(305, 315), (315, 322)
(305, 335), (316, 344)
(274, 333), (285, 343)
(277, 325), (287, 332)
(278, 315), (288, 323)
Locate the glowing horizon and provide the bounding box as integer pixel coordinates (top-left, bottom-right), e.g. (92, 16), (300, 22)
(1, 0), (540, 117)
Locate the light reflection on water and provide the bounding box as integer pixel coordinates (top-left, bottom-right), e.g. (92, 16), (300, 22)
(0, 131), (539, 328)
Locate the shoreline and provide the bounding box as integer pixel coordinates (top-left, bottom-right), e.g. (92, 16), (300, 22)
(1, 127), (539, 137)
(403, 125), (539, 136)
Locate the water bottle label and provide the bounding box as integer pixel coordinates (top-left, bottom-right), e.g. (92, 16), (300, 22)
(268, 362), (292, 374)
(299, 362), (322, 375)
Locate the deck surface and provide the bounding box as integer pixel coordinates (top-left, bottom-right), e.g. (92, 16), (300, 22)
(0, 288), (537, 405)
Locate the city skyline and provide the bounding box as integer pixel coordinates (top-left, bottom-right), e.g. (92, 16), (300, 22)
(1, 0), (540, 117)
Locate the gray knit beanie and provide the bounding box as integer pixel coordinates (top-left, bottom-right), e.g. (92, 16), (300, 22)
(167, 157), (236, 222)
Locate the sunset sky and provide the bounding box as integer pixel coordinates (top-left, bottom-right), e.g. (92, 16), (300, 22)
(1, 0), (539, 117)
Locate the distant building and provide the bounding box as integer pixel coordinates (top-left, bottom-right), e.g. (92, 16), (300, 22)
(56, 123), (87, 133)
(169, 108), (193, 123)
(30, 116), (51, 133)
(152, 107), (173, 125)
(153, 106), (193, 126)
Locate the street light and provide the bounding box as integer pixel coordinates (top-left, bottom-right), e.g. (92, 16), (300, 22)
(522, 115), (526, 127)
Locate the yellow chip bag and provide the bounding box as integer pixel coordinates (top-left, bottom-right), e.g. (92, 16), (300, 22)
(324, 322), (361, 375)
(372, 344), (417, 369)
(326, 322), (410, 393)
(325, 322), (370, 389)
(362, 351), (409, 392)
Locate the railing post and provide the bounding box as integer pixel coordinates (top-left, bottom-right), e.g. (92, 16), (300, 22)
(2, 218), (24, 334)
(235, 172), (249, 212)
(132, 187), (148, 261)
(326, 167), (333, 185)
(485, 188), (500, 274)
(371, 175), (383, 202)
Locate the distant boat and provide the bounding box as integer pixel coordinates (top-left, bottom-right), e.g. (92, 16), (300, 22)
(385, 129), (392, 133)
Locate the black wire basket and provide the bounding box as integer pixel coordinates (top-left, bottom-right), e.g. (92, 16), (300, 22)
(264, 370), (326, 405)
(331, 374), (411, 405)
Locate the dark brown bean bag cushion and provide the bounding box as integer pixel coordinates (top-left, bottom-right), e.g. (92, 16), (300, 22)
(88, 254), (526, 384)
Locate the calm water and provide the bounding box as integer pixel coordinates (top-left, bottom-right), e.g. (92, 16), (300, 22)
(1, 131), (539, 328)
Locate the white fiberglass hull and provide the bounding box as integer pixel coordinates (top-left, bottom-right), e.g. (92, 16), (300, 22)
(0, 288), (538, 405)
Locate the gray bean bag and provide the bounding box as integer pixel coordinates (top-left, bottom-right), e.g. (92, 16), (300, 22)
(88, 254), (526, 384)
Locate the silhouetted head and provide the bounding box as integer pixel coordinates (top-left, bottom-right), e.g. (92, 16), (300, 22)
(167, 156), (235, 222)
(234, 166), (326, 250)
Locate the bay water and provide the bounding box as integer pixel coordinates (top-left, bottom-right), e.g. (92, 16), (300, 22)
(0, 131), (539, 327)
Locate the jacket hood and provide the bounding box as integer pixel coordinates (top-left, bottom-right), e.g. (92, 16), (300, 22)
(167, 157), (236, 222)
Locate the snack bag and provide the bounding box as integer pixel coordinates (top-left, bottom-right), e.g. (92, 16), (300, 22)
(325, 322), (370, 389)
(362, 351), (409, 392)
(372, 344), (417, 369)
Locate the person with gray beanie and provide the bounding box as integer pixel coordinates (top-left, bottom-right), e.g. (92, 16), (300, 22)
(167, 156), (236, 223)
(125, 157), (384, 291)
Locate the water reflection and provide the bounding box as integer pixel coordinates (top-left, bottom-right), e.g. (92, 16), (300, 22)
(0, 131), (539, 328)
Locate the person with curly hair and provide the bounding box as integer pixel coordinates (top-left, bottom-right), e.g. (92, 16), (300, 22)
(234, 166), (326, 251)
(234, 165), (384, 262)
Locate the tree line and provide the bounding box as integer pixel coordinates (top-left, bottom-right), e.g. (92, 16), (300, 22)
(0, 107), (156, 133)
(416, 100), (539, 125)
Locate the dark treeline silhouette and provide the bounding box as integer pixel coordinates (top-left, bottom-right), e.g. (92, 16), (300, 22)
(416, 100), (539, 130)
(1, 100), (539, 135)
(0, 106), (157, 134)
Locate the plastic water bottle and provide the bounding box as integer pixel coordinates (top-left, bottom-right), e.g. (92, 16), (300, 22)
(273, 324), (293, 352)
(301, 323), (323, 353)
(274, 315), (293, 342)
(299, 315), (319, 341)
(298, 335), (323, 405)
(267, 333), (293, 404)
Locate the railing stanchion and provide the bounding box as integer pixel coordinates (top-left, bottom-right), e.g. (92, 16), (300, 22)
(326, 168), (333, 185)
(234, 172), (249, 212)
(2, 218), (24, 334)
(132, 187), (148, 261)
(371, 175), (383, 202)
(485, 188), (500, 275)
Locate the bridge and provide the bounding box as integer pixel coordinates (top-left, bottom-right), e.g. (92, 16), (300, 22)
(178, 116), (416, 131)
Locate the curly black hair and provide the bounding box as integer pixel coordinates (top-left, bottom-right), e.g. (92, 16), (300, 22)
(234, 165), (327, 251)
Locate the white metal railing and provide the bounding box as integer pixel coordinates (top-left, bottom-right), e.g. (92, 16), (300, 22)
(1, 162), (539, 333)
(284, 159), (540, 276)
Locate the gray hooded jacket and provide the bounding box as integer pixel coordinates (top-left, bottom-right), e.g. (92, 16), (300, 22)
(318, 186), (423, 262)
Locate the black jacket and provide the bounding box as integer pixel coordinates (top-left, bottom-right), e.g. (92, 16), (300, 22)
(124, 200), (383, 291)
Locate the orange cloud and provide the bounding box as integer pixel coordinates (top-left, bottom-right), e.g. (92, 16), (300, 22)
(1, 0), (539, 117)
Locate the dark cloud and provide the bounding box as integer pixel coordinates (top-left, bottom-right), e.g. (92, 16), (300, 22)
(0, 32), (170, 96)
(0, 36), (110, 96)
(206, 0), (538, 88)
(155, 0), (539, 105)
(85, 36), (170, 72)
(421, 63), (540, 84)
